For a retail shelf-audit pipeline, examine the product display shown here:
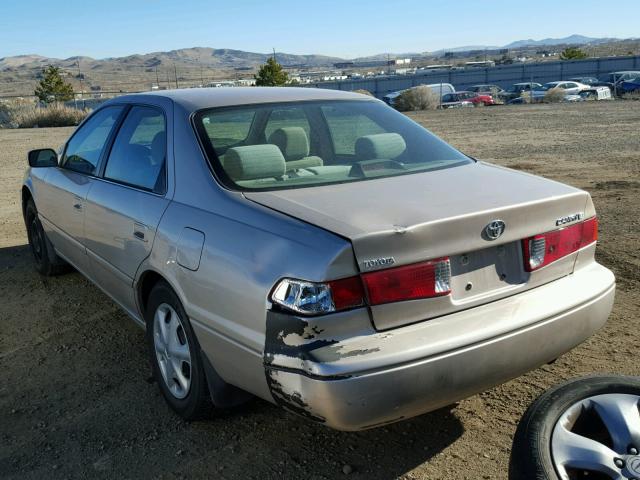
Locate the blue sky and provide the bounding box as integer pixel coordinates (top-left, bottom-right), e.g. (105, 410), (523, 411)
(1, 0), (638, 59)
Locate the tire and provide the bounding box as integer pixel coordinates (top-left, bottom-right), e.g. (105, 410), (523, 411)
(509, 375), (640, 480)
(145, 280), (212, 420)
(24, 199), (69, 276)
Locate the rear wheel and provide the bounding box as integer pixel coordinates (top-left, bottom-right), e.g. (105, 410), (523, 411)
(25, 199), (69, 276)
(510, 375), (640, 480)
(146, 281), (212, 420)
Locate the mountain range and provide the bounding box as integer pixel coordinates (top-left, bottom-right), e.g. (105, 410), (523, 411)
(0, 35), (632, 73)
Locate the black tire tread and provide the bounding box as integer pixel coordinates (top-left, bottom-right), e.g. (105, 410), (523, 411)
(145, 280), (213, 421)
(510, 375), (640, 480)
(25, 199), (70, 276)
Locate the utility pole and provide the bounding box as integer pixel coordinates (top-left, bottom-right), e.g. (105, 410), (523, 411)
(174, 64), (179, 89)
(273, 48), (277, 63)
(76, 60), (84, 105)
(155, 66), (160, 89)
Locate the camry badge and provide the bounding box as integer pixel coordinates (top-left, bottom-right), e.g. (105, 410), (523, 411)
(556, 213), (583, 226)
(484, 220), (506, 240)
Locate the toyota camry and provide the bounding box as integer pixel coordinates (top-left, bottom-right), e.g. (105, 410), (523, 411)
(22, 87), (615, 430)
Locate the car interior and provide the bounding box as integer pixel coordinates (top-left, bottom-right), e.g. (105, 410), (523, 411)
(198, 100), (470, 189)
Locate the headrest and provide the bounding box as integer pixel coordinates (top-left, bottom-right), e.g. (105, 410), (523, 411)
(224, 144), (285, 181)
(355, 133), (406, 161)
(268, 127), (310, 161)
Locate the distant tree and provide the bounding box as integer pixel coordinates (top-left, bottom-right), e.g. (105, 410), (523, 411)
(34, 66), (74, 103)
(560, 47), (588, 60)
(254, 57), (289, 86)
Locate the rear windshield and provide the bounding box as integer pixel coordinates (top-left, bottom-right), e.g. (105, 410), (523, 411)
(195, 99), (471, 191)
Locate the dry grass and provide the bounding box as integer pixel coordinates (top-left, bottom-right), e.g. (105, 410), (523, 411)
(395, 85), (440, 111)
(0, 103), (89, 128)
(353, 89), (374, 96)
(543, 87), (566, 103)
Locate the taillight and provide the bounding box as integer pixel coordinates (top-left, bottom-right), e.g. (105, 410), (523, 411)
(271, 277), (365, 315)
(270, 257), (451, 315)
(523, 217), (598, 272)
(362, 257), (451, 305)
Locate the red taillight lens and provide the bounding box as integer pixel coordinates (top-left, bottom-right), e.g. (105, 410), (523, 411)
(362, 257), (451, 306)
(523, 217), (598, 272)
(271, 258), (451, 315)
(328, 276), (366, 311)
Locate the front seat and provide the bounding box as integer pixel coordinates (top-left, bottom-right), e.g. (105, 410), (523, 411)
(268, 127), (323, 172)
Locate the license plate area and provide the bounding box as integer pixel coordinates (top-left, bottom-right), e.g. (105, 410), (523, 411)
(450, 242), (526, 302)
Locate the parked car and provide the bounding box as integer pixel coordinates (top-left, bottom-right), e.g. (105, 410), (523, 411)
(22, 87), (615, 430)
(604, 71), (640, 95)
(467, 84), (505, 97)
(537, 81), (591, 95)
(383, 83), (455, 106)
(580, 86), (614, 101)
(499, 82), (543, 102)
(510, 375), (640, 480)
(620, 76), (640, 94)
(568, 76), (612, 89)
(441, 91), (495, 108)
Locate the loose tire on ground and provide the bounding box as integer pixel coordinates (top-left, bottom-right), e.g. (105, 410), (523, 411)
(509, 375), (640, 480)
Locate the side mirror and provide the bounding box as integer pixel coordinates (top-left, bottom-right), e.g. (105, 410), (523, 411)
(28, 149), (58, 168)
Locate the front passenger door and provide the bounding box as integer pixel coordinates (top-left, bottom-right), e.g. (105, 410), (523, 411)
(84, 106), (171, 315)
(36, 106), (124, 273)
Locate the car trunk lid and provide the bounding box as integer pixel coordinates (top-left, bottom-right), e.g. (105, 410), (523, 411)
(245, 162), (591, 329)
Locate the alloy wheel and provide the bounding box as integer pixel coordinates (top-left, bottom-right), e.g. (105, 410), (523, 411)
(551, 394), (640, 480)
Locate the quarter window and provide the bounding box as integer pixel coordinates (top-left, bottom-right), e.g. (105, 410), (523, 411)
(104, 106), (166, 193)
(62, 106), (124, 175)
(201, 109), (255, 154)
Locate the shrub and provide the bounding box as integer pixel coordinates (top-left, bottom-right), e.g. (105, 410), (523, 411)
(353, 89), (374, 97)
(519, 91), (533, 104)
(543, 88), (566, 103)
(9, 104), (89, 128)
(395, 85), (440, 111)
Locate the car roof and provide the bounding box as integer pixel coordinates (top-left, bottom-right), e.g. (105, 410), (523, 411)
(110, 87), (374, 112)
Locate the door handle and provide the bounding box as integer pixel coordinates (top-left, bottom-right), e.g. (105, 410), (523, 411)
(73, 196), (83, 210)
(133, 223), (148, 242)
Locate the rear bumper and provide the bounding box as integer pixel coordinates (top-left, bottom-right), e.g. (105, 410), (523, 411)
(264, 263), (615, 430)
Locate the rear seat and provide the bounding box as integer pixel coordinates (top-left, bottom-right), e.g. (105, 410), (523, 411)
(268, 127), (323, 172)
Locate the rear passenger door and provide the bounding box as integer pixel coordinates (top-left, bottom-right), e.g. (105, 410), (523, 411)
(84, 105), (171, 315)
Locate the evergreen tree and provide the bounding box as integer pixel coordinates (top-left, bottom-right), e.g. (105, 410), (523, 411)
(34, 66), (74, 103)
(254, 57), (289, 86)
(560, 47), (588, 60)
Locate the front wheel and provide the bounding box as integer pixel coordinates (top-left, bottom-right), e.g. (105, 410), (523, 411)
(146, 281), (212, 420)
(24, 199), (69, 276)
(510, 375), (640, 480)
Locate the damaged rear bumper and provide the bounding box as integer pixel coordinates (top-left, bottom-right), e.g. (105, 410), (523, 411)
(264, 263), (615, 430)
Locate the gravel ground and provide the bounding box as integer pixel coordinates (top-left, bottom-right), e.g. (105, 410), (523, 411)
(1, 101), (639, 479)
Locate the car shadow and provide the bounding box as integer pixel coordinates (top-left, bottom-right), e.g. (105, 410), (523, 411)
(1, 243), (464, 480)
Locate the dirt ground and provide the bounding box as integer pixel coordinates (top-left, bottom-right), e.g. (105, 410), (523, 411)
(1, 101), (639, 479)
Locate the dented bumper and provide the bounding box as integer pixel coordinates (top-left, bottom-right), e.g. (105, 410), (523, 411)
(264, 263), (615, 430)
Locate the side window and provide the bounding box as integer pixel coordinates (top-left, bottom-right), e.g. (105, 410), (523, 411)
(201, 109), (254, 154)
(264, 107), (311, 140)
(321, 104), (386, 156)
(62, 106), (124, 175)
(103, 106), (166, 193)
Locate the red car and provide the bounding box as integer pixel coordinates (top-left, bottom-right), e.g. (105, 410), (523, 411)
(440, 91), (495, 108)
